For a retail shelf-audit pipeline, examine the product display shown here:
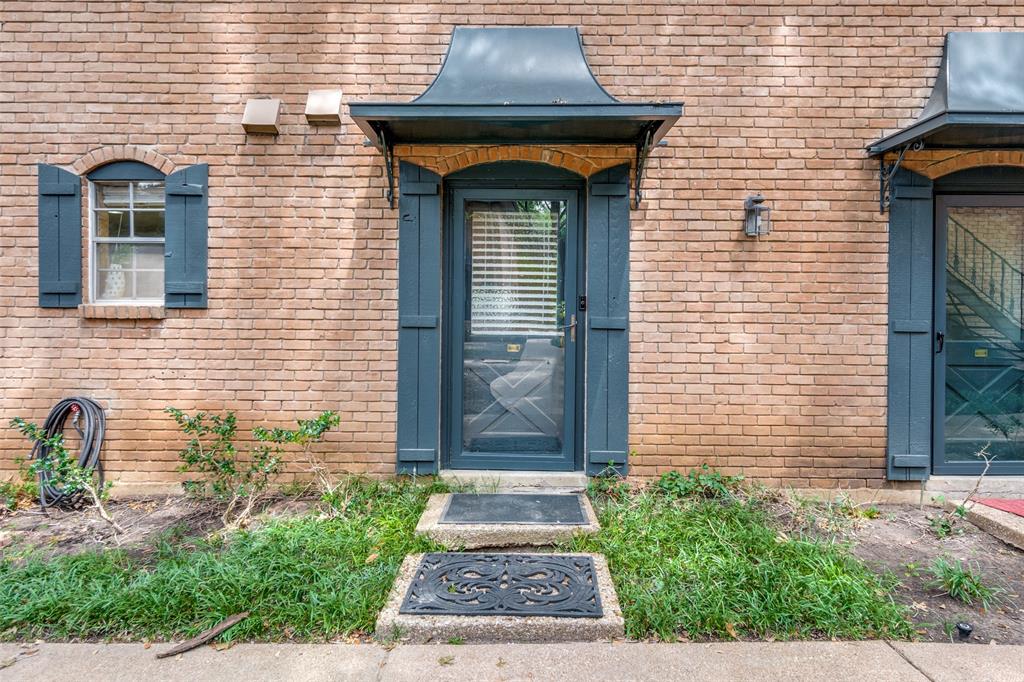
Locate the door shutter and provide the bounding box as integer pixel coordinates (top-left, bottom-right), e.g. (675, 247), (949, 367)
(586, 164), (630, 476)
(164, 164), (209, 308)
(397, 161), (442, 474)
(37, 164), (82, 308)
(887, 168), (934, 481)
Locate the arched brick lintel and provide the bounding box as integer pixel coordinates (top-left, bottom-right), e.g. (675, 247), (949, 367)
(893, 149), (1024, 180)
(394, 144), (634, 179)
(70, 145), (178, 177)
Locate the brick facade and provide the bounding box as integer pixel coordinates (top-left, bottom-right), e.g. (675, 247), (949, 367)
(3, 2), (1024, 490)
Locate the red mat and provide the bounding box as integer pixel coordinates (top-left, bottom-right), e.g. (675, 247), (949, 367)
(978, 498), (1024, 518)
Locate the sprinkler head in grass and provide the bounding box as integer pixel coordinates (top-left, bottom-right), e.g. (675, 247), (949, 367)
(956, 622), (973, 640)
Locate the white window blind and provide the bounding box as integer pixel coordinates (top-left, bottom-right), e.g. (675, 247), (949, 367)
(469, 209), (560, 336)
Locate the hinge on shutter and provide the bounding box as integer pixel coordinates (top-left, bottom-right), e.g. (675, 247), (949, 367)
(879, 140), (923, 214)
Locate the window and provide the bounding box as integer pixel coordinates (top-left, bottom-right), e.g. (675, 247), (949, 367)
(89, 180), (165, 302)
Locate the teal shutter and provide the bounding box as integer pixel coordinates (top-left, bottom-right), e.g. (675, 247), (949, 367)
(887, 169), (934, 481)
(37, 164), (82, 308)
(397, 161), (442, 474)
(164, 164), (209, 308)
(586, 164), (630, 476)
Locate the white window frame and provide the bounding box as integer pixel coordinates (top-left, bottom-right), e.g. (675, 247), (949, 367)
(88, 180), (165, 305)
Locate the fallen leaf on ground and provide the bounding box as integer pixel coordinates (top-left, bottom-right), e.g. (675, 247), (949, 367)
(212, 641), (235, 652)
(365, 553), (379, 564)
(725, 623), (739, 639)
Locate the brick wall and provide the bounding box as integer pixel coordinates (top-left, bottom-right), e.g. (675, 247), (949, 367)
(3, 2), (1024, 490)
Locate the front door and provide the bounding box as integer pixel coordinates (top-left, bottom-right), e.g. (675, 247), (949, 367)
(446, 188), (581, 471)
(935, 195), (1024, 474)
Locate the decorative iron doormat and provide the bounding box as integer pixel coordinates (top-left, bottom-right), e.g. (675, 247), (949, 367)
(399, 553), (603, 617)
(439, 493), (587, 525)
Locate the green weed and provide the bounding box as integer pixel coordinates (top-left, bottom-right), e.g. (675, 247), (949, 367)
(565, 485), (914, 641)
(656, 464), (743, 500)
(0, 477), (447, 642)
(928, 557), (998, 608)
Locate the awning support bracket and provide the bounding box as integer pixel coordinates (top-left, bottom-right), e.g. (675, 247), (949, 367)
(633, 125), (656, 209)
(377, 126), (396, 209)
(879, 140), (923, 214)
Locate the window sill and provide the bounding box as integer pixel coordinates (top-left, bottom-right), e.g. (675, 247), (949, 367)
(79, 304), (166, 320)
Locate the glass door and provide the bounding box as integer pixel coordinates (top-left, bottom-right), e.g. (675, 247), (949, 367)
(935, 196), (1024, 474)
(447, 189), (580, 471)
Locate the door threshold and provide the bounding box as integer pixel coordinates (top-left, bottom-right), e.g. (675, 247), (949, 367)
(439, 469), (588, 493)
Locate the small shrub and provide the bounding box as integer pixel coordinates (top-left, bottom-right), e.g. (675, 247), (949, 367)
(656, 464), (743, 501)
(928, 557), (998, 607)
(8, 418), (122, 532)
(1, 459), (38, 513)
(166, 408), (340, 528)
(587, 468), (631, 502)
(928, 515), (957, 539)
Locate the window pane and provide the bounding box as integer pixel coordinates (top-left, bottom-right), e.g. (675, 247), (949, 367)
(134, 244), (164, 270)
(95, 210), (130, 238)
(95, 183), (130, 209)
(135, 270), (164, 299)
(95, 268), (134, 300)
(95, 242), (133, 269)
(134, 211), (165, 238)
(134, 181), (165, 208)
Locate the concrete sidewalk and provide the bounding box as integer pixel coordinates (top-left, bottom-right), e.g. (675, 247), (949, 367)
(1, 641), (1021, 681)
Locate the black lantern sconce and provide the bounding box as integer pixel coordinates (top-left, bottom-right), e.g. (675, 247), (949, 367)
(743, 193), (771, 237)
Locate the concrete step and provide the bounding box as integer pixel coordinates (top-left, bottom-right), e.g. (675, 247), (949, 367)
(375, 552), (624, 644)
(416, 493), (600, 549)
(440, 470), (588, 493)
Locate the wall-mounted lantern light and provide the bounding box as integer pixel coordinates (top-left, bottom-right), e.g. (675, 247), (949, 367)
(743, 193), (771, 237)
(241, 98), (281, 135)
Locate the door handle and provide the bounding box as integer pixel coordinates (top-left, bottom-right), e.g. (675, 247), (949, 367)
(936, 331), (945, 354)
(564, 314), (577, 342)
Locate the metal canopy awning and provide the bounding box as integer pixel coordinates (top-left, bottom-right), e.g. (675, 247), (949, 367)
(349, 27), (682, 206)
(869, 32), (1024, 156)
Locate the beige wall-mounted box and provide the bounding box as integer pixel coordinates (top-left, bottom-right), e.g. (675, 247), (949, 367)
(305, 89), (343, 124)
(241, 98), (281, 134)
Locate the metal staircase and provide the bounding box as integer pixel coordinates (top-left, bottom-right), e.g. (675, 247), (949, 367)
(946, 217), (1024, 348)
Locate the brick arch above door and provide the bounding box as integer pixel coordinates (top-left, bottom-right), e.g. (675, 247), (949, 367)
(393, 144), (633, 179)
(889, 149), (1024, 180)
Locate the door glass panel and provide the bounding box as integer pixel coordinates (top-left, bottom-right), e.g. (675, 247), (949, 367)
(462, 199), (567, 454)
(944, 206), (1024, 463)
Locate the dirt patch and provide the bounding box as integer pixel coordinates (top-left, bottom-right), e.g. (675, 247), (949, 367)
(0, 495), (315, 563)
(848, 504), (1024, 645)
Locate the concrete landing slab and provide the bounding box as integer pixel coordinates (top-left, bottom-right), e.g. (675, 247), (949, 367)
(946, 498), (1024, 551)
(417, 493), (600, 549)
(439, 470), (587, 493)
(375, 553), (624, 644)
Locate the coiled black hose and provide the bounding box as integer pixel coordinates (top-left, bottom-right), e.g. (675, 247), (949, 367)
(30, 397), (106, 509)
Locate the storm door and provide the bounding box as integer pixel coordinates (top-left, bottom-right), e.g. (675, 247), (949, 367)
(446, 188), (580, 471)
(935, 195), (1024, 474)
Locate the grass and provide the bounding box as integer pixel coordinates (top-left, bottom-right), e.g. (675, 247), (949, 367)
(565, 477), (915, 641)
(928, 557), (998, 608)
(0, 477), (446, 641)
(1, 471), (917, 643)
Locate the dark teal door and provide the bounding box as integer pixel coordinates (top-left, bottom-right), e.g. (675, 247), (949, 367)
(446, 188), (581, 471)
(935, 195), (1024, 475)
